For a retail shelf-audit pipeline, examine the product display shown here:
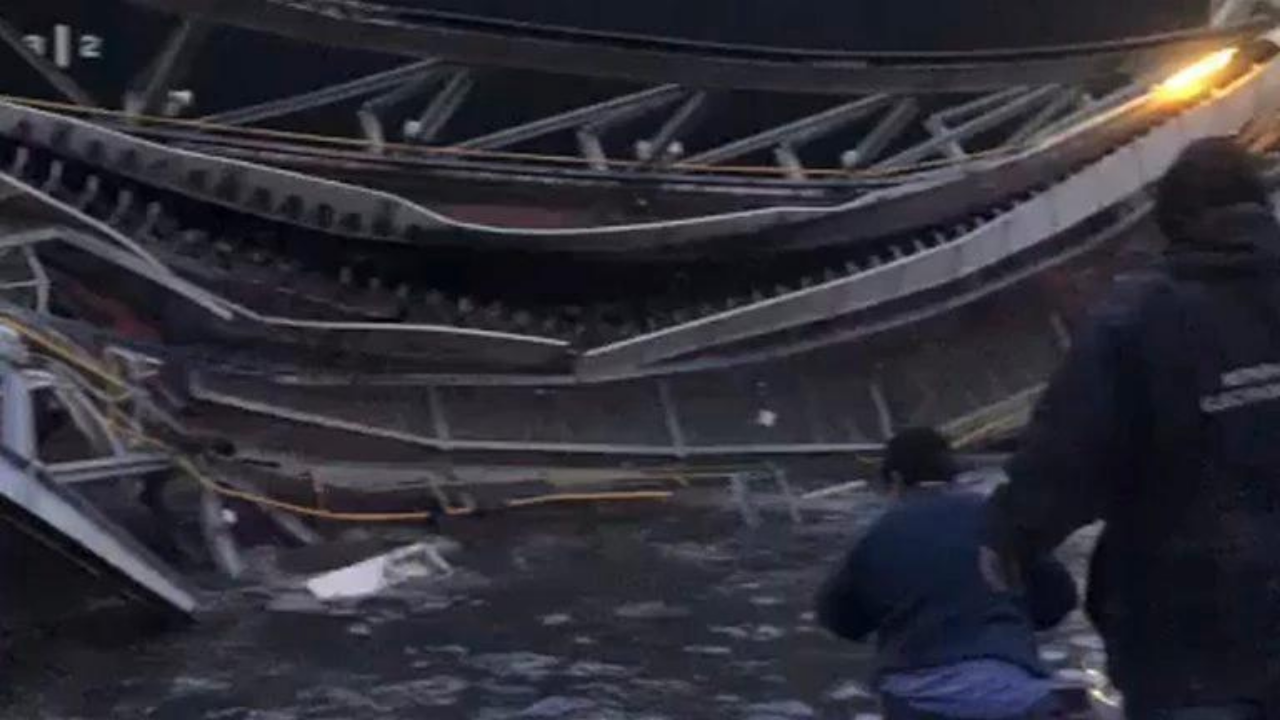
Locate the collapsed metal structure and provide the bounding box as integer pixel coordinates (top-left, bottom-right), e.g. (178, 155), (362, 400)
(1, 0), (1280, 610)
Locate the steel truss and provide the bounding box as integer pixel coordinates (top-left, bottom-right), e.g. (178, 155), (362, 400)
(0, 3), (1241, 188)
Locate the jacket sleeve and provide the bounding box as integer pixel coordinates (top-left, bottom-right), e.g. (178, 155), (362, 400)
(815, 541), (884, 643)
(986, 289), (1142, 566)
(1021, 554), (1078, 630)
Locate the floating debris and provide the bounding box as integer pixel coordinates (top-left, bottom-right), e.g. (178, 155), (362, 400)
(827, 680), (874, 701)
(305, 542), (454, 601)
(615, 601), (691, 620)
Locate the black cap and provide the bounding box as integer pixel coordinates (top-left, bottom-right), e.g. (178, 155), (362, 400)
(882, 427), (958, 488)
(1155, 136), (1269, 245)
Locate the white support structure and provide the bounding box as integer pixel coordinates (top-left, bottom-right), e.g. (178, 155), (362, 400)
(0, 353), (196, 614)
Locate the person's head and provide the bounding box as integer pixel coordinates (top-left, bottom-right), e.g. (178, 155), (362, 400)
(1155, 137), (1269, 246)
(880, 427), (958, 497)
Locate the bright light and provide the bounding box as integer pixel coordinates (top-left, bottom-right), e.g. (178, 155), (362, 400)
(1154, 48), (1239, 103)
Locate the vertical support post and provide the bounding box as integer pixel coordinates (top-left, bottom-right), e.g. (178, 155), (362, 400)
(729, 472), (761, 527)
(22, 246), (49, 315)
(843, 98), (918, 168)
(774, 145), (806, 180)
(768, 463), (804, 524)
(1050, 312), (1073, 351)
(576, 129), (610, 171)
(869, 379), (895, 441)
(639, 90), (708, 168)
(125, 20), (209, 117)
(406, 70), (473, 143)
(657, 379), (687, 458)
(200, 488), (245, 579)
(427, 385), (452, 449)
(1, 364), (36, 461)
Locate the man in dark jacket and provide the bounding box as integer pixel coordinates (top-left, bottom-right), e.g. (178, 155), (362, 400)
(818, 428), (1077, 720)
(987, 137), (1280, 718)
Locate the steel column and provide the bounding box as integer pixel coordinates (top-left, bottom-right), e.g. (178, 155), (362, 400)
(406, 70), (474, 143)
(125, 20), (211, 117)
(843, 98), (919, 167)
(638, 91), (709, 168)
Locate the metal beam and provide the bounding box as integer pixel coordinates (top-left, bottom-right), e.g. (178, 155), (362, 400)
(843, 98), (919, 168)
(48, 454), (173, 486)
(1008, 88), (1080, 146)
(201, 59), (441, 126)
(774, 145), (806, 180)
(638, 91), (708, 168)
(455, 85), (683, 150)
(405, 70), (474, 143)
(879, 86), (1061, 168)
(125, 20), (210, 117)
(0, 16), (96, 107)
(358, 65), (449, 149)
(576, 129), (609, 171)
(684, 94), (891, 165)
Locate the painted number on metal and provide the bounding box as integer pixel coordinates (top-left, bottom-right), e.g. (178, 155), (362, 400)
(22, 25), (103, 69)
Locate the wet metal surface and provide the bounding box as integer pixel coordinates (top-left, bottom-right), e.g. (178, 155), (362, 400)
(2, 495), (1100, 719)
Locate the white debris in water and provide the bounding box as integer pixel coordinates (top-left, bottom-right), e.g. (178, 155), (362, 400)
(169, 676), (233, 695)
(347, 622), (373, 637)
(299, 686), (387, 713)
(565, 660), (632, 679)
(756, 409), (779, 428)
(518, 696), (598, 717)
(750, 595), (785, 607)
(539, 613), (572, 627)
(305, 542), (453, 601)
(371, 675), (469, 707)
(658, 541), (736, 564)
(827, 680), (874, 701)
(854, 714), (884, 720)
(426, 644), (469, 656)
(615, 601), (691, 620)
(478, 680), (539, 697)
(710, 624), (785, 642)
(682, 645), (732, 656)
(744, 699), (816, 718)
(633, 678), (696, 695)
(468, 652), (561, 680)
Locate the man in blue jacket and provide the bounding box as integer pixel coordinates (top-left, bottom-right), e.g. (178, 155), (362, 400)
(817, 428), (1077, 720)
(986, 138), (1280, 719)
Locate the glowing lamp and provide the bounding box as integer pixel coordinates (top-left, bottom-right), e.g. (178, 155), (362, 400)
(1153, 48), (1239, 103)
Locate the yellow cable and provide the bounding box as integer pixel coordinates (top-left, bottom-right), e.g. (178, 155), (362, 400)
(0, 316), (129, 394)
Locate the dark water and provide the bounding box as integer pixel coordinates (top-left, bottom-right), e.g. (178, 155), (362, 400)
(1, 495), (1102, 720)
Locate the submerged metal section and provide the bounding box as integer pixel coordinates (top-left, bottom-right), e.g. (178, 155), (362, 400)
(0, 356), (195, 615)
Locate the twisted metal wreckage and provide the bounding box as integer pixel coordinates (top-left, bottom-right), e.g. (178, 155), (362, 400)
(2, 0), (1280, 613)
